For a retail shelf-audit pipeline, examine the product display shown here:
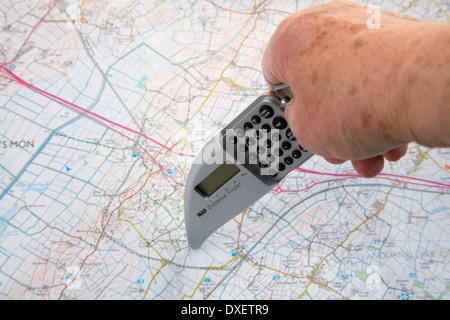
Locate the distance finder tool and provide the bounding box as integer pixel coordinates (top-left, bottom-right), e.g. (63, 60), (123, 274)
(184, 84), (313, 249)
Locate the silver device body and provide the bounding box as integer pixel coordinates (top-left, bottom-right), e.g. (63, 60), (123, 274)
(184, 84), (313, 249)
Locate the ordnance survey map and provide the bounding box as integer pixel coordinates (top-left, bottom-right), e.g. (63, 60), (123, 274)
(0, 0), (448, 300)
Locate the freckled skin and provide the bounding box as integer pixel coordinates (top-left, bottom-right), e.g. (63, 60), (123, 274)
(362, 114), (372, 128)
(262, 0), (450, 177)
(348, 86), (358, 96)
(350, 24), (363, 34)
(353, 38), (366, 48)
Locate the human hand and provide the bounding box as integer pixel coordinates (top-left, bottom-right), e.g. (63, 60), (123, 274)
(262, 0), (450, 177)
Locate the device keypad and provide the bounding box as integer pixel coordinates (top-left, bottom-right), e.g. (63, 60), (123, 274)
(222, 95), (312, 183)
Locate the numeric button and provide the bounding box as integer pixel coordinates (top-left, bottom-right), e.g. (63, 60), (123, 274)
(286, 128), (296, 141)
(238, 144), (248, 153)
(243, 122), (253, 131)
(281, 141), (291, 150)
(273, 117), (287, 130)
(292, 149), (301, 159)
(259, 105), (274, 119)
(261, 124), (271, 133)
(246, 137), (255, 146)
(251, 115), (261, 125)
(273, 148), (283, 157)
(284, 157), (293, 165)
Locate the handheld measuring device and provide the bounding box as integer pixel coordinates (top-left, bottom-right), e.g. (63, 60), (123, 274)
(184, 84), (313, 249)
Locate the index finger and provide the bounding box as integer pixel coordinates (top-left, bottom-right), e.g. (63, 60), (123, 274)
(261, 19), (291, 90)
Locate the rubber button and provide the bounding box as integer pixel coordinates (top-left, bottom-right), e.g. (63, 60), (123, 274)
(246, 137), (255, 146)
(271, 132), (281, 142)
(274, 148), (283, 157)
(243, 122), (253, 131)
(259, 105), (274, 118)
(286, 128), (296, 141)
(251, 115), (261, 125)
(257, 146), (266, 154)
(292, 149), (301, 159)
(281, 141), (291, 150)
(273, 117), (287, 130)
(261, 124), (271, 133)
(284, 157), (293, 165)
(238, 144), (248, 153)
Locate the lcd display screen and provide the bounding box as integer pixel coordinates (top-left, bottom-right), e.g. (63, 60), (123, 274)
(194, 163), (240, 198)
